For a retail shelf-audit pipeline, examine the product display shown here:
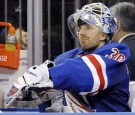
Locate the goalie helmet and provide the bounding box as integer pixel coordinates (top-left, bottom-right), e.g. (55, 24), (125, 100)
(67, 3), (117, 39)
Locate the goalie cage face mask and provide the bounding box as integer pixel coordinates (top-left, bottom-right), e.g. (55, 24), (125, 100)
(67, 3), (118, 39)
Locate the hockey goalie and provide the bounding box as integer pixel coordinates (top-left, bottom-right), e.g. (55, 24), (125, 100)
(6, 3), (131, 112)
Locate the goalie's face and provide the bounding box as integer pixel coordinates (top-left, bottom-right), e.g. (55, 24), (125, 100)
(78, 24), (106, 52)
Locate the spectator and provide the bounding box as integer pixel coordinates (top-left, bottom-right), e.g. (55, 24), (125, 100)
(110, 2), (135, 81)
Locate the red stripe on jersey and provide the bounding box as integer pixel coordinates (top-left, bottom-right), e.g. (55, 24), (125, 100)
(86, 54), (105, 91)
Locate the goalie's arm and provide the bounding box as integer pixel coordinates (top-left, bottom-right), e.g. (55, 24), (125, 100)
(49, 54), (128, 95)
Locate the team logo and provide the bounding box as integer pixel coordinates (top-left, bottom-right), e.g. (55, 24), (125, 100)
(7, 85), (19, 97)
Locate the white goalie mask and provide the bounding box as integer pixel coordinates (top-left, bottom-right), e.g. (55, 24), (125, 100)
(67, 3), (118, 39)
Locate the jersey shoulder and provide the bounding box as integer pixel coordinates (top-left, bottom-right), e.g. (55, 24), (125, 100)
(93, 42), (130, 61)
(54, 47), (82, 64)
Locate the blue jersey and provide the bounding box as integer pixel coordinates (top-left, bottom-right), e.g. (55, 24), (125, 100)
(39, 42), (131, 112)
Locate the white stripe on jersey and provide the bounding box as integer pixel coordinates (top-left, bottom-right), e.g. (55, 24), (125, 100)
(81, 56), (100, 93)
(93, 54), (108, 89)
(80, 54), (108, 95)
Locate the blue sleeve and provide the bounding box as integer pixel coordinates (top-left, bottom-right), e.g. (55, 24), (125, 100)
(49, 44), (130, 94)
(50, 57), (94, 93)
